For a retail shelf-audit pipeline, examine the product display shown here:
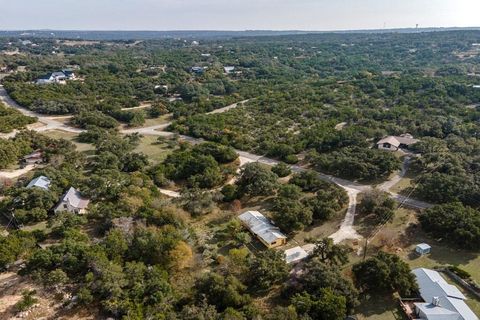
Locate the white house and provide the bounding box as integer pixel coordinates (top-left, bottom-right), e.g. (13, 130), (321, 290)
(54, 187), (90, 215)
(238, 210), (287, 248)
(377, 133), (419, 151)
(224, 66), (235, 74)
(412, 268), (478, 320)
(36, 69), (75, 84)
(26, 176), (51, 191)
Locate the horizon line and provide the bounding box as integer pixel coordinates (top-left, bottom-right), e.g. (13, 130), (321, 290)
(1, 26), (480, 33)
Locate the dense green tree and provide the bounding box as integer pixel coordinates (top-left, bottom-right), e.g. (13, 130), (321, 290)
(352, 251), (418, 296)
(291, 289), (347, 320)
(247, 250), (289, 290)
(420, 202), (480, 249)
(235, 163), (278, 197)
(195, 273), (251, 312)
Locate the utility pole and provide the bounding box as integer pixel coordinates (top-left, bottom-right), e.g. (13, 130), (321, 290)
(362, 238), (368, 260)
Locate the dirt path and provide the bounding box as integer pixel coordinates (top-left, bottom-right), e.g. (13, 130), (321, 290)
(0, 165), (35, 179)
(378, 156), (410, 193)
(329, 187), (362, 243)
(158, 189), (181, 198)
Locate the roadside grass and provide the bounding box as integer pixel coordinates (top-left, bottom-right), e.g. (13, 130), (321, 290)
(142, 114), (172, 127)
(133, 135), (175, 164)
(389, 177), (413, 194)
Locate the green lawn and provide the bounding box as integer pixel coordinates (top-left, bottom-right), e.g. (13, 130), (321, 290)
(133, 135), (175, 164)
(355, 294), (406, 320)
(41, 130), (94, 153)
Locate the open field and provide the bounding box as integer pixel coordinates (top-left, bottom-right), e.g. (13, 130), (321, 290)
(40, 130), (94, 153)
(133, 135), (175, 164)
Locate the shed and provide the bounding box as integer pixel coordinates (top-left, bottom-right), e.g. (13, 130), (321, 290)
(416, 243), (432, 255)
(284, 246), (309, 264)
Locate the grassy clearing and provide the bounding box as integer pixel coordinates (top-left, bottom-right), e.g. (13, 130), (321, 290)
(133, 135), (175, 164)
(41, 130), (94, 153)
(142, 114), (172, 127)
(355, 294), (406, 320)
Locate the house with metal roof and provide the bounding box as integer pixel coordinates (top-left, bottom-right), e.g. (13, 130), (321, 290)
(26, 176), (51, 191)
(54, 187), (90, 215)
(412, 268), (478, 320)
(377, 133), (419, 151)
(238, 210), (287, 248)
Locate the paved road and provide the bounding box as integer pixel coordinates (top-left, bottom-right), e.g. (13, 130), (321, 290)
(0, 85), (83, 134)
(0, 87), (433, 215)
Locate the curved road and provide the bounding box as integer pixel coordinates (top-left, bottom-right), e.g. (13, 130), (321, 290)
(0, 86), (432, 244)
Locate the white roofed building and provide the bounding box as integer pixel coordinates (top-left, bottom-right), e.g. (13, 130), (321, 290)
(284, 246), (309, 264)
(54, 187), (90, 215)
(238, 210), (287, 248)
(26, 176), (51, 191)
(412, 268), (478, 320)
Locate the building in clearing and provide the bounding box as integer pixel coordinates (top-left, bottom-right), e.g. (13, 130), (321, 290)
(238, 210), (287, 248)
(224, 66), (235, 74)
(415, 243), (432, 256)
(54, 187), (90, 215)
(22, 150), (44, 165)
(26, 175), (51, 191)
(377, 133), (419, 151)
(412, 268), (478, 320)
(35, 69), (76, 84)
(284, 246), (309, 264)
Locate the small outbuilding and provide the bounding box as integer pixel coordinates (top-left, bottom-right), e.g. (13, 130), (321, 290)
(415, 243), (431, 255)
(284, 246), (309, 264)
(26, 175), (51, 191)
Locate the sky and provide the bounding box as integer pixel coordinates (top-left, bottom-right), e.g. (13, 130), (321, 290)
(0, 0), (479, 31)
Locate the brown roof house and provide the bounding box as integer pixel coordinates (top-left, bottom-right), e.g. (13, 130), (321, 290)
(54, 187), (90, 215)
(377, 133), (419, 151)
(22, 150), (44, 165)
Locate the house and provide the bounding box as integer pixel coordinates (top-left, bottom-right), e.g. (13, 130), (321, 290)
(26, 176), (51, 191)
(416, 243), (432, 256)
(377, 133), (419, 151)
(22, 150), (44, 165)
(412, 268), (478, 320)
(35, 70), (75, 84)
(284, 246), (309, 264)
(62, 69), (76, 79)
(238, 210), (287, 248)
(224, 66), (235, 74)
(54, 187), (90, 214)
(191, 66), (205, 74)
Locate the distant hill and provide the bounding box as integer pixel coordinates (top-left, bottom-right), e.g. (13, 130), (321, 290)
(0, 28), (479, 41)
